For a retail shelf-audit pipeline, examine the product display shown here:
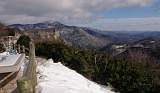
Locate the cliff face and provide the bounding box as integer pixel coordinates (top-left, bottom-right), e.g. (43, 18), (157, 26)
(22, 29), (61, 43)
(20, 28), (111, 48)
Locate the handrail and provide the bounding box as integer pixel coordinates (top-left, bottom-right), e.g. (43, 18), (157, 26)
(17, 41), (37, 93)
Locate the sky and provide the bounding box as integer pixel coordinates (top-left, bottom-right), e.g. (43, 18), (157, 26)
(0, 0), (160, 31)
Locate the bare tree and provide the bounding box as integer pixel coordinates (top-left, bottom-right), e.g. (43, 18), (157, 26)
(127, 50), (151, 66)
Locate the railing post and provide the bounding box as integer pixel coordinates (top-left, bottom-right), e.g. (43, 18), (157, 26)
(14, 44), (18, 53)
(13, 44), (16, 50)
(18, 44), (21, 53)
(17, 78), (33, 93)
(25, 41), (37, 92)
(22, 46), (25, 53)
(28, 41), (37, 86)
(17, 41), (37, 93)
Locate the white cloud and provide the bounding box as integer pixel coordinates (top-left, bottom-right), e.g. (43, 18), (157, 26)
(0, 0), (152, 21)
(0, 0), (158, 31)
(94, 17), (160, 31)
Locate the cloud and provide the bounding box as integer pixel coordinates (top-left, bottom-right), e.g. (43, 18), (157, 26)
(0, 0), (152, 21)
(1, 0), (152, 15)
(0, 0), (158, 31)
(93, 17), (160, 31)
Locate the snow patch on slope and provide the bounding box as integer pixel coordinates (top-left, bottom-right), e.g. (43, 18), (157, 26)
(37, 59), (115, 93)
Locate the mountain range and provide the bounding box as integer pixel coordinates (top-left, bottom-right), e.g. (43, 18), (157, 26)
(9, 21), (160, 50)
(9, 22), (113, 48)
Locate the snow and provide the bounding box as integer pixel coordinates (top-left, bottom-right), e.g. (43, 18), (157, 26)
(0, 52), (21, 66)
(19, 57), (29, 76)
(37, 59), (115, 93)
(0, 52), (9, 56)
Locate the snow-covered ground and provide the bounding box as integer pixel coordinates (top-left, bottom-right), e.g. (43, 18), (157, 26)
(0, 52), (9, 56)
(0, 52), (21, 66)
(37, 59), (115, 93)
(0, 51), (114, 93)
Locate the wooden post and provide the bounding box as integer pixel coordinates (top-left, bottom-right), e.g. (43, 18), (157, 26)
(11, 43), (13, 51)
(22, 46), (25, 53)
(18, 44), (21, 53)
(14, 44), (18, 53)
(17, 78), (33, 93)
(25, 41), (37, 92)
(13, 44), (16, 50)
(17, 41), (37, 93)
(29, 41), (37, 86)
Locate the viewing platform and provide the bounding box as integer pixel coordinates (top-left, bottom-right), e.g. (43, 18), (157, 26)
(0, 54), (25, 73)
(0, 41), (37, 93)
(0, 53), (25, 93)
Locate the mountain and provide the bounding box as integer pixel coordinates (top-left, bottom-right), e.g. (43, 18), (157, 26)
(9, 21), (65, 31)
(0, 25), (15, 37)
(10, 21), (160, 49)
(115, 46), (160, 64)
(131, 37), (160, 48)
(112, 36), (160, 64)
(98, 31), (160, 44)
(0, 26), (9, 36)
(9, 22), (113, 48)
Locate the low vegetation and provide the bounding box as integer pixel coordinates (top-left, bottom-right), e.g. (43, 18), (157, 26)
(17, 36), (160, 93)
(0, 23), (15, 36)
(35, 42), (160, 93)
(0, 43), (5, 53)
(17, 35), (31, 48)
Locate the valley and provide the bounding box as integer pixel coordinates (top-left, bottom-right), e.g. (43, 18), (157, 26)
(1, 21), (160, 93)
